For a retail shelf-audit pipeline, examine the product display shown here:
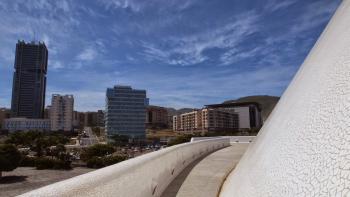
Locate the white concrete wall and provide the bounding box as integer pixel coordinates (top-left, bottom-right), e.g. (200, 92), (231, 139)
(19, 138), (230, 197)
(220, 1), (350, 196)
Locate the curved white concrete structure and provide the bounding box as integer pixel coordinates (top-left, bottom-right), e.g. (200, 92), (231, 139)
(191, 136), (255, 144)
(221, 1), (350, 196)
(19, 138), (229, 197)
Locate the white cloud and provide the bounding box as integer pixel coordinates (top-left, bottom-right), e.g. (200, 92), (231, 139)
(50, 60), (64, 70)
(77, 48), (98, 61)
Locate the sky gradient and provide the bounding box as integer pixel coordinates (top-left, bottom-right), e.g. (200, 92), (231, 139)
(0, 0), (341, 111)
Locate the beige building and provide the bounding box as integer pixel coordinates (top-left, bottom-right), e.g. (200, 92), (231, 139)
(202, 108), (239, 132)
(50, 94), (74, 131)
(181, 110), (202, 134)
(173, 108), (239, 134)
(146, 106), (168, 129)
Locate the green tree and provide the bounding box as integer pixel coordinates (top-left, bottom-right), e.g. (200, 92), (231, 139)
(0, 144), (22, 178)
(6, 131), (69, 157)
(86, 155), (127, 169)
(80, 144), (115, 162)
(168, 134), (193, 146)
(47, 144), (66, 159)
(91, 127), (101, 137)
(110, 134), (129, 147)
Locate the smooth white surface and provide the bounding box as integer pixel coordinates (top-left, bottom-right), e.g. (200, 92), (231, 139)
(191, 136), (255, 144)
(221, 1), (350, 196)
(19, 138), (230, 197)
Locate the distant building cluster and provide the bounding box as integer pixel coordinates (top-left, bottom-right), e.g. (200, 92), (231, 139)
(1, 41), (105, 133)
(173, 102), (262, 134)
(72, 110), (105, 128)
(1, 40), (265, 140)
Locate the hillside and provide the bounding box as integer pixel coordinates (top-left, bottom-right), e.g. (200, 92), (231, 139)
(166, 108), (195, 116)
(224, 95), (280, 121)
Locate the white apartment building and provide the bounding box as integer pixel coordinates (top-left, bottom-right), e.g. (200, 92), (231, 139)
(50, 94), (74, 131)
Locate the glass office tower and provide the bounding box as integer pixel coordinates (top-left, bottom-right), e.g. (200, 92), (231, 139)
(105, 85), (148, 139)
(11, 40), (48, 118)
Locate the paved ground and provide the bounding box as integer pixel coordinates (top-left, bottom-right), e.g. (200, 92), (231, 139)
(0, 167), (94, 197)
(161, 144), (249, 197)
(80, 127), (99, 146)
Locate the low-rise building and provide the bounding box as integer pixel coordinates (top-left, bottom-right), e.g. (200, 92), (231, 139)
(72, 110), (105, 129)
(201, 108), (239, 132)
(167, 115), (173, 129)
(0, 108), (11, 128)
(2, 118), (50, 132)
(180, 110), (202, 134)
(97, 110), (105, 127)
(146, 105), (168, 129)
(173, 108), (239, 134)
(44, 106), (51, 119)
(205, 102), (262, 129)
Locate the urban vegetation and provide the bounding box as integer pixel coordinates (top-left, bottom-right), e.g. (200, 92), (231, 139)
(81, 144), (127, 169)
(0, 144), (22, 178)
(167, 135), (194, 146)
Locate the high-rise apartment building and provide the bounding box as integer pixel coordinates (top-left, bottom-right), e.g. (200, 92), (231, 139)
(105, 85), (148, 139)
(50, 94), (74, 131)
(11, 40), (48, 119)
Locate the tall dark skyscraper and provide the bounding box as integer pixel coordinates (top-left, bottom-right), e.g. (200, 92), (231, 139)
(11, 40), (48, 119)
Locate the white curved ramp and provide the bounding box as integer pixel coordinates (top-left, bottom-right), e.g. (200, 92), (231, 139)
(220, 0), (350, 196)
(19, 138), (229, 197)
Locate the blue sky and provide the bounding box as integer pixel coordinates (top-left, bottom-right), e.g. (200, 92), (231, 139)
(0, 0), (341, 111)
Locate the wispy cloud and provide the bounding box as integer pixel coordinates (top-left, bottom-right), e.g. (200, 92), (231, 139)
(290, 1), (339, 35)
(0, 0), (341, 111)
(220, 47), (263, 66)
(140, 11), (260, 66)
(265, 0), (297, 12)
(98, 0), (196, 12)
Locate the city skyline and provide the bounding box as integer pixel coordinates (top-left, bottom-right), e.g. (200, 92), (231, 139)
(0, 0), (341, 111)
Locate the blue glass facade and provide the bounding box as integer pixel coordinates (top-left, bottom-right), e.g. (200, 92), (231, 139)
(105, 85), (148, 139)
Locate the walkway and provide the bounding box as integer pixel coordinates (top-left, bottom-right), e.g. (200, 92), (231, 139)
(161, 143), (249, 197)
